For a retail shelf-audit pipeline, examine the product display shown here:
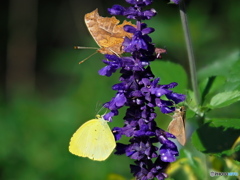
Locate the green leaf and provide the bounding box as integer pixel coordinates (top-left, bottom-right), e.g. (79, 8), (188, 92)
(192, 119), (240, 154)
(199, 76), (226, 106)
(198, 51), (240, 80)
(185, 90), (205, 116)
(227, 57), (240, 82)
(185, 90), (197, 108)
(223, 58), (240, 91)
(210, 118), (240, 130)
(151, 60), (188, 94)
(207, 91), (240, 109)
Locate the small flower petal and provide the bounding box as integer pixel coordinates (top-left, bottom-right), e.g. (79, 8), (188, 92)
(108, 5), (126, 15)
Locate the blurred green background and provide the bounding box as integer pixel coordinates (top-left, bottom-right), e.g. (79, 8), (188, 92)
(0, 0), (239, 179)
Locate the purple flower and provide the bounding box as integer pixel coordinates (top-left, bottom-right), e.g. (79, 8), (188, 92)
(130, 158), (168, 180)
(98, 54), (122, 77)
(126, 0), (154, 6)
(124, 7), (157, 20)
(99, 0), (186, 179)
(123, 24), (154, 52)
(170, 0), (181, 5)
(108, 5), (125, 15)
(108, 4), (156, 20)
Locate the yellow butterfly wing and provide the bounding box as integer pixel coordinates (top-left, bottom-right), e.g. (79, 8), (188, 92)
(69, 116), (116, 161)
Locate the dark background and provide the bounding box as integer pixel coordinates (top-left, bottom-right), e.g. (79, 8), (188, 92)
(0, 0), (239, 179)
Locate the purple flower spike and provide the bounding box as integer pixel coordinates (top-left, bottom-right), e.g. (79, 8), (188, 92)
(99, 0), (186, 179)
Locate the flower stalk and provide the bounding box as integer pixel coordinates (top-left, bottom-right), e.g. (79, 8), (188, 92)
(179, 0), (200, 105)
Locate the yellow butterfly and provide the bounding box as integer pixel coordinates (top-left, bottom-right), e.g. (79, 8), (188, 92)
(69, 115), (116, 161)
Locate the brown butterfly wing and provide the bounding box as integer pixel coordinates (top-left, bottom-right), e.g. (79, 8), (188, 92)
(84, 9), (135, 55)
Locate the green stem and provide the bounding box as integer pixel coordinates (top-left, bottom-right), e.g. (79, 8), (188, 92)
(179, 2), (209, 178)
(179, 0), (200, 105)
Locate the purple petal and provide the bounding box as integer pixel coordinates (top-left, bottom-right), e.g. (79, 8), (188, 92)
(124, 25), (137, 33)
(108, 5), (126, 15)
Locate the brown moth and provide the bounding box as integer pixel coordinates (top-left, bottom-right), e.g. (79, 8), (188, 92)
(168, 106), (186, 146)
(154, 47), (167, 59)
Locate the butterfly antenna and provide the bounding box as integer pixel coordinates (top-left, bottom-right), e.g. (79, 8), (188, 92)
(78, 51), (98, 64)
(96, 105), (107, 115)
(74, 46), (99, 64)
(74, 46), (98, 50)
(95, 102), (101, 113)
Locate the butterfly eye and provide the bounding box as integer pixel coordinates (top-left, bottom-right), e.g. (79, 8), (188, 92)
(180, 106), (186, 113)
